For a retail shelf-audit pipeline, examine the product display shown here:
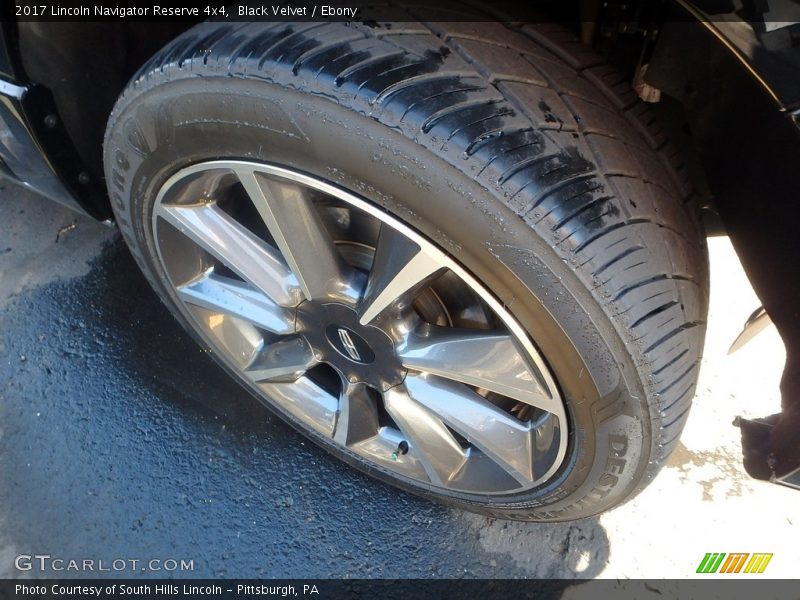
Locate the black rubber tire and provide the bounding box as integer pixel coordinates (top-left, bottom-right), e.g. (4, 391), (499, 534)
(104, 18), (709, 521)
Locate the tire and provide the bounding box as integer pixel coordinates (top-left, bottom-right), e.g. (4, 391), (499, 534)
(104, 18), (709, 521)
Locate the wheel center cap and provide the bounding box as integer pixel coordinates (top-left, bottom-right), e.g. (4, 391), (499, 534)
(325, 325), (375, 364)
(296, 301), (404, 391)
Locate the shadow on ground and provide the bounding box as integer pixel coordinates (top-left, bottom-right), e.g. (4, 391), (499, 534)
(0, 235), (610, 582)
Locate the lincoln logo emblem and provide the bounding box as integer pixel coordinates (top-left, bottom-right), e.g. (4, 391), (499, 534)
(337, 328), (361, 361)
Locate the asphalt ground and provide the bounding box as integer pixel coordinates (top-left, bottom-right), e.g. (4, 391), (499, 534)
(1, 181), (797, 582)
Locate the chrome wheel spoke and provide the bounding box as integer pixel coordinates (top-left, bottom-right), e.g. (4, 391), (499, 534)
(383, 385), (468, 486)
(157, 203), (300, 307)
(358, 224), (443, 325)
(245, 337), (317, 383)
(154, 161), (567, 496)
(404, 374), (537, 483)
(177, 271), (295, 335)
(398, 326), (559, 415)
(260, 377), (338, 438)
(186, 306), (264, 369)
(236, 169), (353, 302)
(333, 383), (380, 446)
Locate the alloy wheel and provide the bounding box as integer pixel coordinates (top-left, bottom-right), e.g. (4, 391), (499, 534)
(151, 161), (567, 495)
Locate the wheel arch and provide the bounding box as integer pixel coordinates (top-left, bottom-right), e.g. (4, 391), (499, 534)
(645, 13), (800, 414)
